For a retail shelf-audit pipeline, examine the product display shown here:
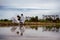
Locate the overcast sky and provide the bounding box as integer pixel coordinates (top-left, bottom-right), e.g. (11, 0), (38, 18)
(0, 0), (60, 19)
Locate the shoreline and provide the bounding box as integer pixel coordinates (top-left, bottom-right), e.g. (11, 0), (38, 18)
(0, 22), (60, 26)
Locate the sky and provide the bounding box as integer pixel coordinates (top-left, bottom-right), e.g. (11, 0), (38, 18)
(0, 0), (60, 19)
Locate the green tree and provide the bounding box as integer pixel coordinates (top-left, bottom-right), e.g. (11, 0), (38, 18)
(4, 19), (8, 21)
(35, 16), (38, 22)
(29, 16), (38, 22)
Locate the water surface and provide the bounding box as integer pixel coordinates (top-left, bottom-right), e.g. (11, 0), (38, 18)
(0, 25), (60, 40)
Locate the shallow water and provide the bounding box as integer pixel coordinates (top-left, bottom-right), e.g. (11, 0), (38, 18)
(0, 25), (60, 40)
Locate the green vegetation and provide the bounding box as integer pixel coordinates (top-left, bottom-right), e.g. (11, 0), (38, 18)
(25, 16), (60, 23)
(0, 16), (60, 26)
(25, 16), (38, 22)
(0, 19), (12, 22)
(0, 16), (60, 23)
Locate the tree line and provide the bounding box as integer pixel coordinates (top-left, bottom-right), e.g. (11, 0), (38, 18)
(0, 16), (60, 23)
(0, 19), (12, 22)
(25, 16), (60, 23)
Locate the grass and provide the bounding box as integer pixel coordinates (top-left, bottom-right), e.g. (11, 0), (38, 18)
(0, 21), (60, 26)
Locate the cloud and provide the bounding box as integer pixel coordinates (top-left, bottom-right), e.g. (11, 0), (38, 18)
(0, 0), (59, 8)
(0, 0), (60, 19)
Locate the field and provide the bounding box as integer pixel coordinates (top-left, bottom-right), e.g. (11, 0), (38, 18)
(0, 22), (60, 26)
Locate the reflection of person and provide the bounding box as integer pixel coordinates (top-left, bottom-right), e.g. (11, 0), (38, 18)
(19, 25), (25, 36)
(16, 31), (19, 35)
(11, 27), (17, 32)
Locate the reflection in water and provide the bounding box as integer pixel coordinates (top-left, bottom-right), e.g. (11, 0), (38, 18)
(28, 25), (60, 32)
(11, 26), (17, 32)
(11, 24), (25, 36)
(30, 26), (38, 30)
(0, 25), (60, 40)
(16, 31), (19, 34)
(10, 25), (60, 36)
(19, 24), (25, 36)
(42, 25), (60, 32)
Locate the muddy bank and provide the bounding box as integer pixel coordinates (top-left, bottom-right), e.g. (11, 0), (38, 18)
(0, 22), (60, 26)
